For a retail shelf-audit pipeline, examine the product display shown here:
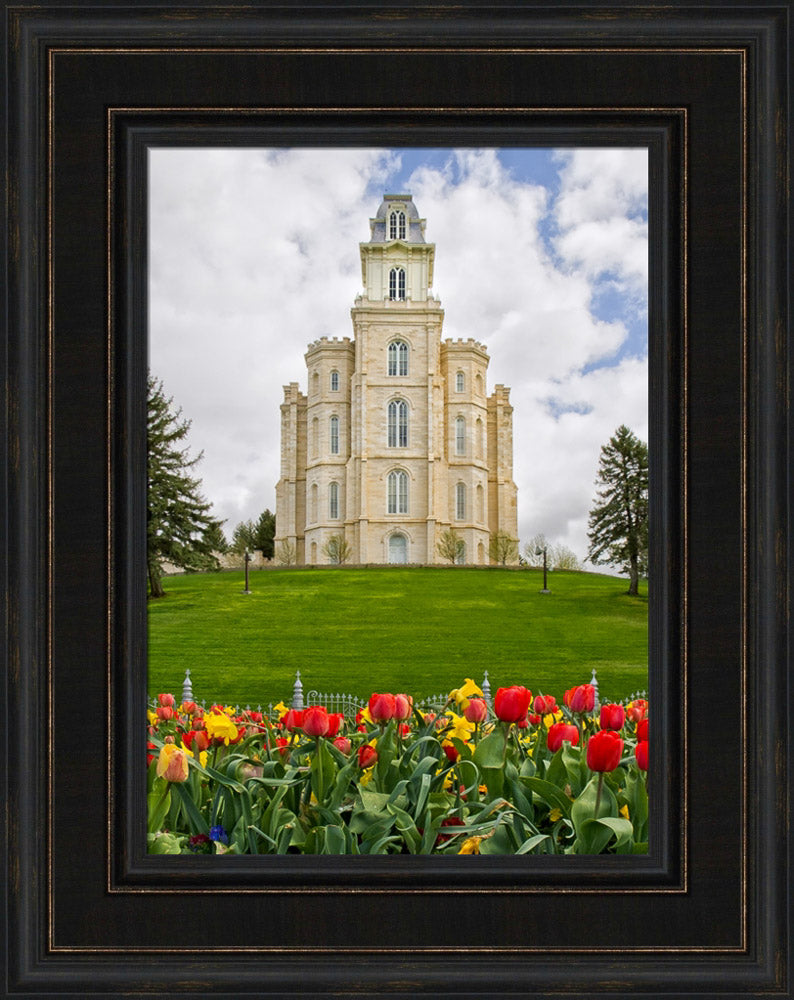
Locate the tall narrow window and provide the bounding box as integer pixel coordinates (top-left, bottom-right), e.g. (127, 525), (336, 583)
(476, 483), (484, 522)
(388, 399), (408, 447)
(455, 416), (466, 456)
(330, 370), (339, 391)
(387, 470), (408, 514)
(388, 340), (409, 376)
(311, 483), (318, 523)
(389, 267), (406, 301)
(476, 417), (484, 459)
(311, 417), (319, 458)
(329, 482), (339, 520)
(455, 542), (466, 565)
(456, 371), (465, 393)
(456, 482), (466, 521)
(329, 415), (339, 455)
(389, 210), (406, 240)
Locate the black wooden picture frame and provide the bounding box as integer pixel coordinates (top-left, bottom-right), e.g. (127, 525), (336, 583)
(3, 3), (790, 997)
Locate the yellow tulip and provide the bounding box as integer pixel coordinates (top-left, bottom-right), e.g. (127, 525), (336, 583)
(156, 744), (189, 783)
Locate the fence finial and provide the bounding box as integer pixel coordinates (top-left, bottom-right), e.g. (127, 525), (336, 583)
(181, 668), (193, 703)
(590, 668), (599, 708)
(481, 670), (491, 707)
(292, 670), (304, 710)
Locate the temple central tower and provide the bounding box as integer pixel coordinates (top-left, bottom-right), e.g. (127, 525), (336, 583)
(275, 195), (518, 566)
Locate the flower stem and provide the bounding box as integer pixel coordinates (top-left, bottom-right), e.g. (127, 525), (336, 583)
(594, 772), (604, 817)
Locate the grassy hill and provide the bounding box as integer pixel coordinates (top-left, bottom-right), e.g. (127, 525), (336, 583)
(147, 566), (648, 709)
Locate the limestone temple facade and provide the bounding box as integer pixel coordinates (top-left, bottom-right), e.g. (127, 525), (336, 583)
(274, 194), (518, 565)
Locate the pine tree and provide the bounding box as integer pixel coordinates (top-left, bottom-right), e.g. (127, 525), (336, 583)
(586, 425), (649, 596)
(253, 509), (276, 559)
(147, 375), (222, 598)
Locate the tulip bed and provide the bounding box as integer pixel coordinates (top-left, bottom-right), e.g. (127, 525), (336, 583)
(147, 681), (649, 856)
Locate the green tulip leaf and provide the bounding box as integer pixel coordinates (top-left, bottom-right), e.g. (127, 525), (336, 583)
(473, 730), (507, 770)
(523, 776), (573, 819)
(173, 781), (210, 836)
(147, 786), (172, 834)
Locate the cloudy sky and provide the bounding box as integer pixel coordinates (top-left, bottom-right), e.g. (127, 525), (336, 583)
(149, 146), (647, 564)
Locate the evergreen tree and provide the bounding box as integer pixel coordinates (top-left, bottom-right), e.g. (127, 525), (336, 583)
(204, 522), (228, 555)
(253, 509), (276, 558)
(587, 425), (649, 596)
(147, 376), (222, 598)
(230, 519), (257, 555)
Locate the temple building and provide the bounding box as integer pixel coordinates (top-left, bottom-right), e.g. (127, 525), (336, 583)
(274, 194), (518, 565)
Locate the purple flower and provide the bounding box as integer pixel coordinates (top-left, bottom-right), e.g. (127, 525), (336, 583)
(209, 825), (228, 845)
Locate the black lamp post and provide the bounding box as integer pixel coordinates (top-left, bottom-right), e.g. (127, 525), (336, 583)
(536, 546), (550, 594)
(242, 550), (251, 594)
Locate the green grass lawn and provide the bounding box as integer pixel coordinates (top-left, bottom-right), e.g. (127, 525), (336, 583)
(147, 566), (648, 709)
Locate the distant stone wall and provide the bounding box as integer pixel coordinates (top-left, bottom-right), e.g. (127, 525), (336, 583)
(160, 551), (272, 576)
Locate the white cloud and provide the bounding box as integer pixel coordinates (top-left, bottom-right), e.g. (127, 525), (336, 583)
(149, 146), (648, 564)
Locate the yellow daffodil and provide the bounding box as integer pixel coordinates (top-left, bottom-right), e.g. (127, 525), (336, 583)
(549, 806), (563, 823)
(223, 704), (237, 716)
(448, 677), (484, 711)
(619, 803), (630, 820)
(358, 705), (374, 725)
(273, 700), (289, 716)
(205, 711), (240, 746)
(147, 709), (157, 725)
(458, 836), (483, 854)
(543, 709), (563, 729)
(444, 709), (475, 743)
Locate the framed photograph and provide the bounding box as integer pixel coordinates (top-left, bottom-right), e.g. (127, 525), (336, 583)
(4, 2), (790, 997)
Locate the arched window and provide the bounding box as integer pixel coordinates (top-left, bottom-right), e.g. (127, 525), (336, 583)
(456, 371), (465, 393)
(310, 542), (317, 563)
(475, 373), (483, 396)
(476, 417), (484, 459)
(311, 483), (318, 523)
(389, 210), (406, 240)
(387, 399), (408, 447)
(329, 415), (339, 455)
(389, 267), (406, 301)
(456, 482), (466, 521)
(329, 482), (339, 520)
(389, 533), (408, 564)
(455, 542), (466, 565)
(476, 483), (484, 522)
(330, 370), (339, 392)
(455, 416), (466, 456)
(477, 541), (485, 564)
(387, 470), (408, 514)
(388, 340), (409, 376)
(312, 371), (319, 395)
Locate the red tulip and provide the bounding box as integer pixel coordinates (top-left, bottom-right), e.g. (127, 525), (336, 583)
(586, 730), (624, 772)
(358, 744), (378, 769)
(146, 741), (157, 766)
(569, 684), (595, 713)
(635, 740), (648, 771)
(326, 713), (345, 738)
(302, 705), (330, 738)
(156, 705), (175, 721)
(547, 722), (579, 752)
(528, 714), (541, 726)
(181, 700), (197, 715)
(157, 693), (175, 708)
(436, 815), (466, 843)
(393, 694), (413, 720)
(443, 743), (459, 764)
(333, 736), (352, 755)
(183, 729), (210, 753)
(399, 722), (411, 737)
(636, 718), (649, 741)
(281, 709), (304, 732)
(494, 685), (532, 723)
(600, 703), (625, 731)
(275, 736), (290, 758)
(627, 698), (648, 723)
(368, 692), (396, 723)
(533, 693), (557, 716)
(464, 698), (487, 724)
